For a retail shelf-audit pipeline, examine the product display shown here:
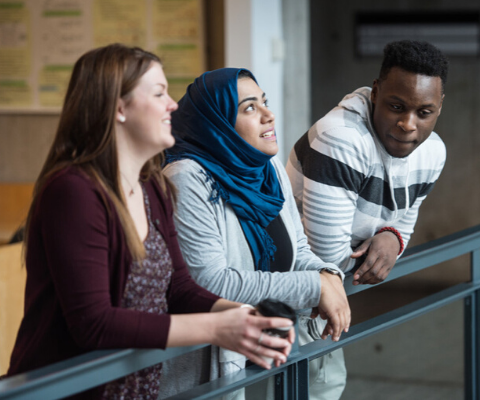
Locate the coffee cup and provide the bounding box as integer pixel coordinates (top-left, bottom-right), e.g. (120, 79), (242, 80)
(256, 299), (296, 364)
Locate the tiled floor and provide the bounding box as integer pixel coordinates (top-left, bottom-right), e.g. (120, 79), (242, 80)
(343, 378), (462, 400)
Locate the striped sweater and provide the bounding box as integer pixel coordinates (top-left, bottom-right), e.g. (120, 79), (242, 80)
(286, 87), (446, 272)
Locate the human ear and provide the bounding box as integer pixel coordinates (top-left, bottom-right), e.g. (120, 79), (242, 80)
(117, 99), (126, 123)
(438, 94), (445, 116)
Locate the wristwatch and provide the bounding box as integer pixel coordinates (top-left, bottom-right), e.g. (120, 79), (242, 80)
(320, 267), (341, 276)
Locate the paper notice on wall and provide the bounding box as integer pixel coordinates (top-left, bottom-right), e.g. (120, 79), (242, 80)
(0, 79), (31, 106)
(158, 43), (203, 78)
(153, 0), (200, 42)
(38, 65), (73, 107)
(152, 0), (204, 101)
(0, 1), (32, 107)
(93, 0), (146, 48)
(37, 1), (90, 66)
(36, 0), (90, 108)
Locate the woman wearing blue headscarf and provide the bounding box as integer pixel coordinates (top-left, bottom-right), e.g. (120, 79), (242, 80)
(158, 68), (350, 400)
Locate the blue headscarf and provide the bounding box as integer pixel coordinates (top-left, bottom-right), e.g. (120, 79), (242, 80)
(166, 68), (285, 271)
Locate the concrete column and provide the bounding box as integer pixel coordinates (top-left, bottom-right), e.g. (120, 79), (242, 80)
(282, 0), (311, 162)
(224, 0), (285, 162)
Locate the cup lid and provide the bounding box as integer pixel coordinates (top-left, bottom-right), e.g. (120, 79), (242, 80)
(256, 299), (297, 324)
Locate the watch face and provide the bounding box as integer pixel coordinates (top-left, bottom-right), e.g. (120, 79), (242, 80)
(323, 268), (340, 275)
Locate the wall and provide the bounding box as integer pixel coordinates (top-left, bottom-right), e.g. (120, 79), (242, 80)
(225, 0), (285, 161)
(282, 0), (311, 160)
(0, 114), (58, 182)
(0, 113), (58, 241)
(205, 0), (225, 71)
(310, 0), (480, 286)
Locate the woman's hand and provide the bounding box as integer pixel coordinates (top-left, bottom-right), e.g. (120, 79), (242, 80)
(210, 307), (293, 369)
(317, 272), (351, 342)
(277, 324), (296, 367)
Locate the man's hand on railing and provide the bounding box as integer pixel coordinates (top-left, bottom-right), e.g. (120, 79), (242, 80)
(210, 307), (294, 369)
(316, 271), (351, 341)
(350, 231), (400, 285)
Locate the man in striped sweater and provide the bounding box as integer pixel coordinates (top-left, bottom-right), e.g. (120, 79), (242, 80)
(286, 40), (448, 399)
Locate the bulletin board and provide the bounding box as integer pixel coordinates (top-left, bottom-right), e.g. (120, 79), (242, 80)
(0, 0), (205, 113)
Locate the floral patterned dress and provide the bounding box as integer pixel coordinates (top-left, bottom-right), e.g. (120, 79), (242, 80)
(103, 187), (173, 399)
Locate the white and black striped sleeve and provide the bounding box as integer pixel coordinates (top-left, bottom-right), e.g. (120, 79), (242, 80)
(287, 125), (370, 272)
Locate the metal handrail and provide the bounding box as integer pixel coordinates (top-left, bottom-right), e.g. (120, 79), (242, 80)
(1, 225), (479, 399)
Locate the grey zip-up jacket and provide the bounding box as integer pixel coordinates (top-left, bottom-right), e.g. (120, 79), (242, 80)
(157, 156), (343, 399)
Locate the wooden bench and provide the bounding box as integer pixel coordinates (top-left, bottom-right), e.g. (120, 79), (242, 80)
(0, 243), (25, 375)
(0, 184), (34, 244)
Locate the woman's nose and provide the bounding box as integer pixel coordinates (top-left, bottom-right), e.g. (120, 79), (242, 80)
(168, 96), (178, 112)
(262, 106), (275, 123)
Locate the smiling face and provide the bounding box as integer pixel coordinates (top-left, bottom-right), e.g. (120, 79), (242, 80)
(118, 62), (178, 158)
(371, 67), (444, 158)
(234, 77), (278, 156)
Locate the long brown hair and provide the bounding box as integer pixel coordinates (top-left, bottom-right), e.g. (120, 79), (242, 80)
(26, 43), (172, 260)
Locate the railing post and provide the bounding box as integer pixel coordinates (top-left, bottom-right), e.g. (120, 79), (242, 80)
(278, 358), (309, 400)
(276, 318), (309, 399)
(465, 249), (480, 400)
(296, 358), (309, 399)
(274, 370), (287, 400)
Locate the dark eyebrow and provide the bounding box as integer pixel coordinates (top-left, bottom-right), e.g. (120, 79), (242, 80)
(420, 103), (436, 108)
(388, 95), (436, 108)
(238, 92), (266, 106)
(388, 95), (406, 104)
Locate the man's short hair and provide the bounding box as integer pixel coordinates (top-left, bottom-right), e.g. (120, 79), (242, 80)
(379, 40), (449, 91)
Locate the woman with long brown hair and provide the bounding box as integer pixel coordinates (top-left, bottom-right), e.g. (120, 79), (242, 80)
(7, 44), (293, 399)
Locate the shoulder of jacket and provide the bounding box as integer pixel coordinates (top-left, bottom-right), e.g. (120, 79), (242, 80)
(43, 166), (100, 199)
(311, 113), (373, 142)
(163, 158), (206, 178)
(307, 121), (377, 163)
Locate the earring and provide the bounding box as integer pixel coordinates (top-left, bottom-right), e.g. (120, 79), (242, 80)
(118, 115), (126, 123)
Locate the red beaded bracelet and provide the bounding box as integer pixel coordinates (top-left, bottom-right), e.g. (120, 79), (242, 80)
(376, 227), (404, 255)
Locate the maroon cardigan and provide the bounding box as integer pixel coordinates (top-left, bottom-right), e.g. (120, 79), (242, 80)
(8, 167), (219, 389)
